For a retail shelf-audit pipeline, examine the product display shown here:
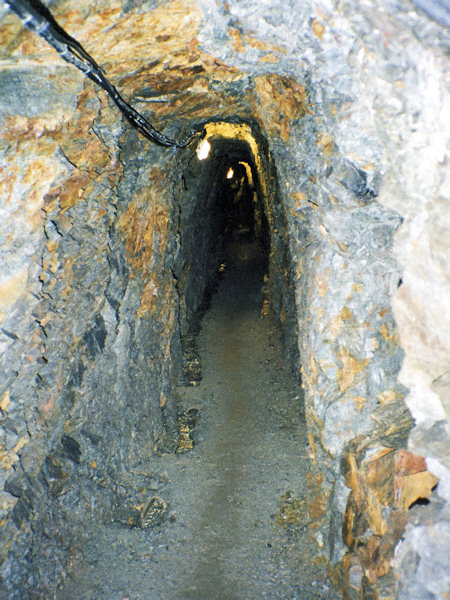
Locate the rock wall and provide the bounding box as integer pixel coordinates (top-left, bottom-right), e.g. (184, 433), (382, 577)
(0, 6), (185, 591)
(0, 0), (448, 598)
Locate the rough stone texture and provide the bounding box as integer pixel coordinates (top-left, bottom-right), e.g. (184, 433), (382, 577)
(0, 0), (448, 598)
(0, 5), (184, 593)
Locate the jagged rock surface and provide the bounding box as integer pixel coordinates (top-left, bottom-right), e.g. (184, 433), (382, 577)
(0, 0), (448, 598)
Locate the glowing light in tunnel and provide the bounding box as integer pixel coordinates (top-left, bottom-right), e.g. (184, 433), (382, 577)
(196, 138), (211, 160)
(226, 167), (234, 179)
(199, 121), (270, 225)
(238, 161), (253, 186)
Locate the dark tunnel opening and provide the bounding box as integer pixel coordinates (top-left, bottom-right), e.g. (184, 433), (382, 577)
(211, 145), (270, 258)
(200, 138), (271, 306)
(172, 128), (296, 389)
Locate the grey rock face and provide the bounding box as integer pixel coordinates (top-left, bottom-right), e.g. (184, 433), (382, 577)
(394, 499), (450, 599)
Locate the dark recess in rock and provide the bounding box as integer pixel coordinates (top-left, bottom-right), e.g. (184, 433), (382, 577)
(82, 314), (107, 359)
(60, 435), (82, 464)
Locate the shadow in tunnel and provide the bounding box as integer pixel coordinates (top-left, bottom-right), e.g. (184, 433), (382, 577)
(175, 133), (274, 387)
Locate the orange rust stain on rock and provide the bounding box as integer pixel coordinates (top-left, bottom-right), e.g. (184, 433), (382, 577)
(312, 19), (325, 40)
(246, 35), (287, 55)
(29, 87), (123, 214)
(259, 53), (279, 64)
(394, 449), (438, 509)
(137, 279), (159, 318)
(1, 8), (57, 58)
(395, 449), (426, 476)
(22, 157), (55, 185)
(377, 389), (397, 405)
(54, 91), (109, 171)
(316, 132), (335, 156)
(342, 497), (357, 549)
(342, 444), (433, 595)
(396, 471), (438, 510)
(353, 396), (366, 412)
(228, 27), (245, 52)
(70, 0), (204, 79)
(315, 271), (329, 297)
(308, 492), (327, 521)
(2, 115), (61, 143)
(340, 306), (353, 320)
(46, 240), (58, 253)
(118, 178), (170, 317)
(310, 354), (319, 383)
(118, 189), (158, 274)
(0, 167), (15, 204)
(346, 454), (387, 536)
(40, 396), (55, 421)
(308, 431), (317, 461)
(254, 74), (310, 142)
(380, 323), (398, 343)
(291, 192), (307, 204)
(57, 172), (92, 210)
(359, 535), (391, 582)
(362, 448), (396, 506)
(226, 30), (283, 62)
(337, 348), (369, 392)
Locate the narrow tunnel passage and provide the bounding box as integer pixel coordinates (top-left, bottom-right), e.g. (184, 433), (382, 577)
(57, 129), (338, 599)
(171, 236), (336, 599)
(0, 0), (450, 600)
(58, 245), (335, 599)
(174, 122), (299, 389)
(1, 2), (447, 598)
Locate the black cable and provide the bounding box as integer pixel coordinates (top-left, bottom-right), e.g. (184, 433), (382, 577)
(4, 0), (202, 148)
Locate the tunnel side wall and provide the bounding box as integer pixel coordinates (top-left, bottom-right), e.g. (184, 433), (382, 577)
(0, 56), (182, 595)
(173, 147), (230, 337)
(198, 2), (449, 598)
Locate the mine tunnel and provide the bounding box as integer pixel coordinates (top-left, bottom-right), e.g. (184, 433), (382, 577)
(174, 127), (292, 362)
(0, 1), (449, 599)
(175, 132), (272, 331)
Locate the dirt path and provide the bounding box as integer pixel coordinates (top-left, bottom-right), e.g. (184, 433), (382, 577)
(58, 238), (339, 600)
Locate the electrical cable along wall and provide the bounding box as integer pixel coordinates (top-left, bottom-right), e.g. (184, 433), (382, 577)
(4, 0), (203, 147)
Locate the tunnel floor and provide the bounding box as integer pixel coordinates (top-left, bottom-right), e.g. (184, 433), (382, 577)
(57, 235), (339, 600)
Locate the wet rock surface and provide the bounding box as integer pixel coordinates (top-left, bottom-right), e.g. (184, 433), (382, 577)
(57, 237), (339, 599)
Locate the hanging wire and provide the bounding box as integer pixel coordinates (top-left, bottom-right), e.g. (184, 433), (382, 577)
(4, 0), (203, 148)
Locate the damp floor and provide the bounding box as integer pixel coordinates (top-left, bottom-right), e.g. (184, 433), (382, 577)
(58, 236), (339, 600)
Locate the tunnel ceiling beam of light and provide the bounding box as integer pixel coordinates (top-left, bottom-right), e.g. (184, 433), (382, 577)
(239, 162), (253, 186)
